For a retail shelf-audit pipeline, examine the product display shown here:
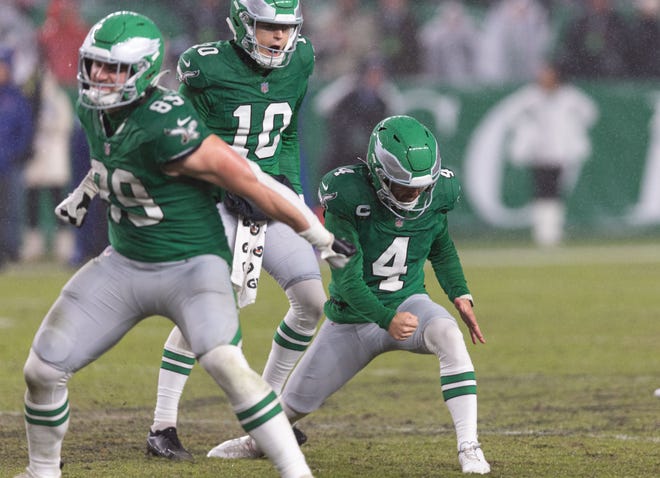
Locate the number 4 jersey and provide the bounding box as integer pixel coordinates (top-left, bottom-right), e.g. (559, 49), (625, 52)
(319, 164), (471, 330)
(77, 86), (232, 264)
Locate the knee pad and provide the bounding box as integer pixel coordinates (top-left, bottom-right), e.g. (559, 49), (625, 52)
(23, 349), (70, 404)
(423, 319), (474, 374)
(284, 279), (326, 332)
(198, 344), (270, 406)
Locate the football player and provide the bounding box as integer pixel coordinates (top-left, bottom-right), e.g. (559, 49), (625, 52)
(17, 11), (354, 478)
(145, 0), (326, 459)
(56, 0), (326, 461)
(206, 115), (492, 474)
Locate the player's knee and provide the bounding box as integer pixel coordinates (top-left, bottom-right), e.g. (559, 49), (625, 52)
(198, 344), (248, 380)
(285, 279), (326, 329)
(199, 344), (270, 405)
(423, 318), (464, 356)
(23, 350), (70, 403)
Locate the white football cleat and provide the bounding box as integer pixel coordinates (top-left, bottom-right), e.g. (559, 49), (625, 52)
(458, 441), (491, 474)
(207, 435), (264, 459)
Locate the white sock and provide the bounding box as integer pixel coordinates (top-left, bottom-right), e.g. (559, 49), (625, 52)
(263, 280), (324, 395)
(263, 317), (315, 394)
(249, 410), (312, 478)
(445, 394), (479, 449)
(151, 344), (196, 431)
(24, 392), (69, 478)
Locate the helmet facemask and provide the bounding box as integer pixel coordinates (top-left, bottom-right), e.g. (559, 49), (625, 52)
(79, 55), (145, 109)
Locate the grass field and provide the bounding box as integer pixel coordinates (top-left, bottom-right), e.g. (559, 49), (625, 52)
(1, 241), (659, 477)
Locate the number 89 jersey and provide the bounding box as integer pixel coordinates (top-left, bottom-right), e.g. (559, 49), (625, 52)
(320, 164), (470, 329)
(77, 86), (231, 264)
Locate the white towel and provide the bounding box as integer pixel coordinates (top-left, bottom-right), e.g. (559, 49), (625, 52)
(231, 216), (267, 308)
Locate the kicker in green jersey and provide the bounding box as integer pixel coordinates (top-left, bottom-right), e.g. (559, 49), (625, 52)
(319, 164), (470, 330)
(77, 86), (231, 264)
(177, 37), (314, 194)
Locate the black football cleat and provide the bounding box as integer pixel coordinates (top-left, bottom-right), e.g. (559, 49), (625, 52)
(292, 425), (308, 446)
(146, 427), (193, 461)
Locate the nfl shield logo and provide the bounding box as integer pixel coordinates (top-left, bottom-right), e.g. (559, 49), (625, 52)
(104, 143), (111, 156)
(395, 218), (404, 228)
(261, 82), (269, 94)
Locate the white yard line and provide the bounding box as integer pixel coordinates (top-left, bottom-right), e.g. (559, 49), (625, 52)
(457, 243), (660, 268)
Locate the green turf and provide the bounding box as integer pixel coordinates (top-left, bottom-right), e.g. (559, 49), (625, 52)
(1, 243), (659, 477)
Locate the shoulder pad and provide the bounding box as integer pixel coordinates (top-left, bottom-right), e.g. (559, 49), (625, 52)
(318, 165), (367, 217)
(177, 41), (227, 89)
(434, 168), (462, 213)
(293, 36), (315, 76)
(143, 89), (206, 139)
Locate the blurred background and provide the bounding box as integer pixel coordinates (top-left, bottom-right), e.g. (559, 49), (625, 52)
(1, 0), (660, 270)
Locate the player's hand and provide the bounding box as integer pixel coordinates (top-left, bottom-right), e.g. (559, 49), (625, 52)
(388, 311), (418, 341)
(55, 190), (93, 227)
(453, 297), (486, 344)
(319, 236), (356, 269)
(299, 222), (356, 269)
(55, 171), (99, 228)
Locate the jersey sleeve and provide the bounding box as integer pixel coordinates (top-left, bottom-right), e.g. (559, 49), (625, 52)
(427, 225), (471, 301)
(148, 92), (211, 165)
(427, 169), (470, 300)
(427, 169), (470, 301)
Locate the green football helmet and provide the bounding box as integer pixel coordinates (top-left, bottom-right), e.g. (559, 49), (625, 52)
(227, 0), (303, 69)
(78, 11), (164, 110)
(366, 115), (442, 220)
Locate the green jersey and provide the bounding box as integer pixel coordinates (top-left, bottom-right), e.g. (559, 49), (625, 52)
(320, 164), (470, 330)
(77, 86), (231, 264)
(177, 38), (314, 194)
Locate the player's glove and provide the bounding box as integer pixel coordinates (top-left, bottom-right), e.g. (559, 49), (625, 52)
(55, 170), (99, 228)
(299, 222), (356, 269)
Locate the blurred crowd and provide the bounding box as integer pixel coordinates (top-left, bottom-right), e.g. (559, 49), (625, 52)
(1, 0), (659, 268)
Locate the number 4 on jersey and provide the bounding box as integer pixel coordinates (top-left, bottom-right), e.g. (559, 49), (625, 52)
(372, 237), (410, 291)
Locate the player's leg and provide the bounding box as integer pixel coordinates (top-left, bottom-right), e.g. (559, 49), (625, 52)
(397, 294), (490, 474)
(200, 346), (312, 477)
(146, 203), (235, 459)
(168, 255), (312, 478)
(147, 326), (195, 460)
(260, 221), (325, 394)
(208, 319), (374, 459)
(20, 351), (70, 478)
(19, 249), (143, 478)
